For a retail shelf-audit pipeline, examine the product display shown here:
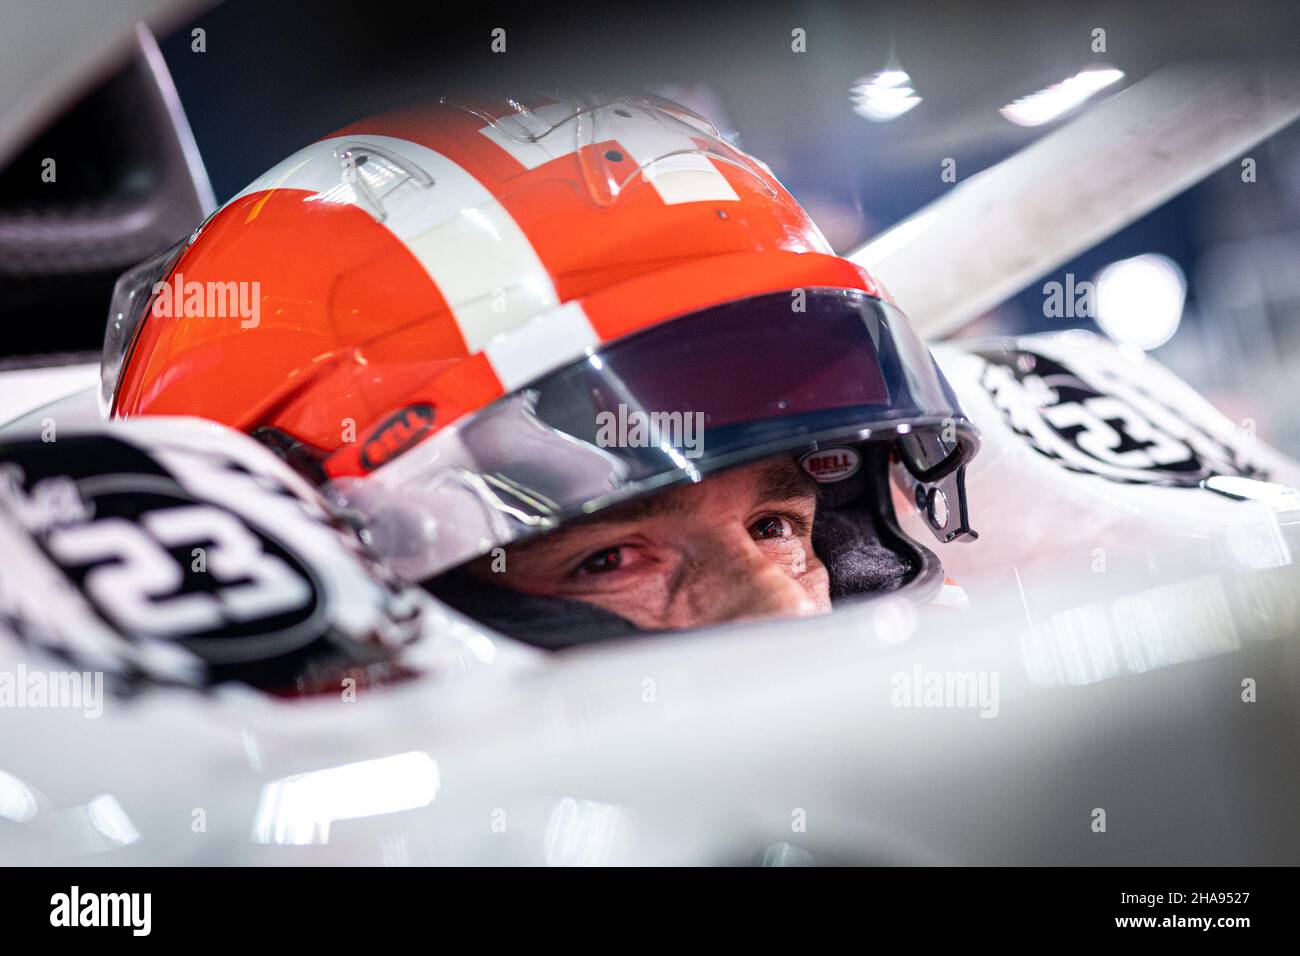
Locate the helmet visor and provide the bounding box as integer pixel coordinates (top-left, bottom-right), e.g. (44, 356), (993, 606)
(351, 289), (977, 579)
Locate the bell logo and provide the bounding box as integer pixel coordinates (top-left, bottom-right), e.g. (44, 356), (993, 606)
(799, 447), (861, 483)
(360, 404), (436, 470)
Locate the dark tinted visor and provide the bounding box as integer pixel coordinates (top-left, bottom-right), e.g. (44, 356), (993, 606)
(517, 288), (976, 496)
(359, 288), (978, 578)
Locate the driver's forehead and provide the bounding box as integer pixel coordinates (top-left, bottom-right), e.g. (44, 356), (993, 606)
(588, 456), (814, 524)
(513, 456), (816, 552)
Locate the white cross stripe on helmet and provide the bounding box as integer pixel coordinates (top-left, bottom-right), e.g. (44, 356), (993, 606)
(476, 100), (741, 206)
(484, 300), (601, 392)
(229, 134), (561, 352)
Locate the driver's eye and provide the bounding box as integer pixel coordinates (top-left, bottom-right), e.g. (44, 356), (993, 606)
(578, 547), (623, 575)
(750, 516), (790, 540)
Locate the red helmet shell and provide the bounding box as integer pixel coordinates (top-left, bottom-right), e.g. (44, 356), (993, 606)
(113, 93), (881, 477)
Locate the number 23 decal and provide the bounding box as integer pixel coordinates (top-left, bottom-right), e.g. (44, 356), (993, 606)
(46, 504), (312, 637)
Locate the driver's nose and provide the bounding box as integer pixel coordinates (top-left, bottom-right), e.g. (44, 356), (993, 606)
(677, 532), (821, 627)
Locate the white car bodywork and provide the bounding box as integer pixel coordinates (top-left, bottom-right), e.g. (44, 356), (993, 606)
(2, 329), (1297, 866)
(2, 12), (1297, 865)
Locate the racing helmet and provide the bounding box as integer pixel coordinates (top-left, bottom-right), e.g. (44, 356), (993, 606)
(103, 91), (979, 646)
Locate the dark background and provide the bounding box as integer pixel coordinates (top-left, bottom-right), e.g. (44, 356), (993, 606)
(4, 0), (1300, 447)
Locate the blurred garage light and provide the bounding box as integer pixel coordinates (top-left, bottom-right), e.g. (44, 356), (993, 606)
(252, 750), (440, 845)
(1000, 67), (1125, 127)
(851, 69), (921, 122)
(543, 797), (635, 866)
(86, 793), (142, 847)
(0, 768), (37, 823)
(1094, 253), (1186, 350)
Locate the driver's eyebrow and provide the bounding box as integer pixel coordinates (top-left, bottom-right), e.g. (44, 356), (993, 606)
(585, 485), (691, 524)
(755, 459), (818, 503)
(503, 458), (816, 564)
(576, 458), (814, 527)
(504, 489), (688, 562)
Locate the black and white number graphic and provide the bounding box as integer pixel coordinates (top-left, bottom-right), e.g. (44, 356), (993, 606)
(977, 347), (1265, 487)
(46, 503), (313, 640)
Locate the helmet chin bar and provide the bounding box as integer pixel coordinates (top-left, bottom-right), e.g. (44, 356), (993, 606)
(893, 455), (979, 545)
